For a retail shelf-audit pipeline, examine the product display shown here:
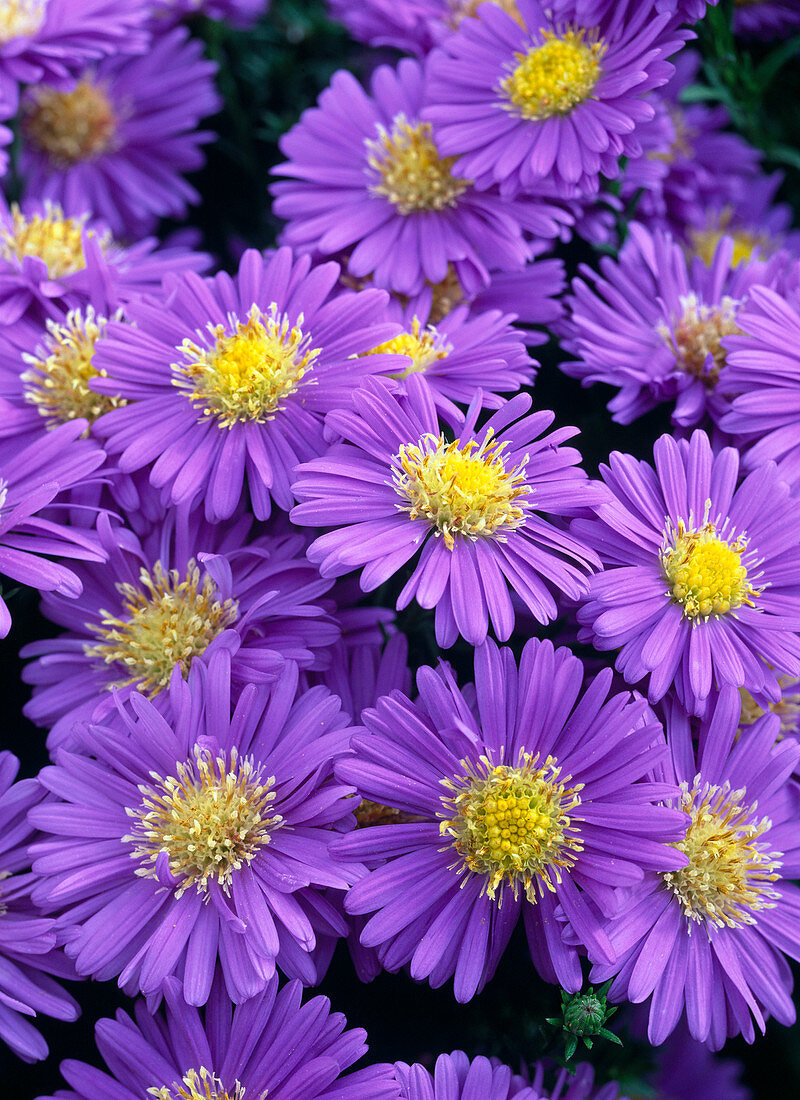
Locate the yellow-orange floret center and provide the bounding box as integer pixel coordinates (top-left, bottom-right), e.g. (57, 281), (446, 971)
(393, 430), (529, 550)
(664, 779), (782, 930)
(367, 115), (471, 215)
(84, 561), (239, 694)
(658, 293), (741, 388)
(22, 306), (126, 426)
(365, 316), (451, 378)
(0, 203), (107, 279)
(440, 751), (584, 903)
(173, 303), (319, 429)
(500, 29), (605, 121)
(661, 516), (759, 620)
(0, 0), (45, 42)
(127, 747), (281, 898)
(449, 0), (524, 29)
(148, 1067), (246, 1100)
(25, 79), (118, 166)
(738, 677), (800, 737)
(688, 215), (774, 268)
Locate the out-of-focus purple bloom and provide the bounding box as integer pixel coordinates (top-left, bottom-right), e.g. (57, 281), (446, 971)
(292, 375), (600, 648)
(644, 1020), (751, 1099)
(333, 638), (687, 1001)
(20, 26), (221, 239)
(154, 0), (269, 25)
(734, 0), (800, 38)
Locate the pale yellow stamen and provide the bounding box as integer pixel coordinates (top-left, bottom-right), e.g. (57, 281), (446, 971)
(449, 0), (524, 29)
(500, 29), (605, 121)
(25, 79), (118, 166)
(0, 0), (45, 42)
(364, 316), (451, 378)
(657, 293), (741, 388)
(664, 778), (782, 930)
(22, 306), (126, 427)
(393, 430), (529, 550)
(739, 677), (800, 738)
(148, 1067), (252, 1100)
(367, 115), (471, 215)
(126, 747), (281, 898)
(84, 561), (239, 694)
(173, 303), (318, 429)
(0, 202), (109, 279)
(440, 750), (584, 903)
(661, 505), (761, 620)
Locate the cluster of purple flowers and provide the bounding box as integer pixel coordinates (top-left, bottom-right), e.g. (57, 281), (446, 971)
(1, 1), (799, 1098)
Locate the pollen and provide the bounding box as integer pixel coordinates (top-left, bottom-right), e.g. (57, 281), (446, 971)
(661, 507), (761, 620)
(393, 430), (529, 550)
(0, 202), (108, 279)
(664, 778), (782, 930)
(367, 114), (471, 215)
(657, 293), (741, 388)
(173, 303), (319, 429)
(84, 560), (239, 695)
(24, 79), (118, 167)
(0, 0), (45, 42)
(440, 750), (584, 903)
(148, 1067), (249, 1100)
(364, 316), (451, 378)
(127, 746), (281, 898)
(500, 29), (605, 121)
(21, 306), (126, 427)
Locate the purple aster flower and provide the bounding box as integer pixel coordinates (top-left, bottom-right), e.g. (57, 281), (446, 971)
(291, 375), (601, 648)
(273, 58), (562, 299)
(326, 0), (442, 54)
(22, 506), (339, 750)
(0, 418), (105, 636)
(0, 0), (149, 113)
(154, 0), (269, 25)
(591, 686), (800, 1049)
(0, 751), (79, 1062)
(332, 638), (687, 1001)
(308, 632), (412, 725)
(718, 283), (800, 491)
(574, 430), (800, 714)
(30, 651), (361, 1002)
(560, 223), (781, 428)
(423, 0), (685, 198)
(90, 247), (399, 521)
(734, 0), (800, 37)
(394, 1051), (538, 1100)
(39, 972), (397, 1100)
(19, 25), (221, 239)
(643, 1020), (751, 1100)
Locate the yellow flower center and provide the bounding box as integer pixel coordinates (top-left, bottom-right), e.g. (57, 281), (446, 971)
(0, 0), (45, 42)
(127, 747), (281, 898)
(367, 115), (471, 216)
(393, 430), (529, 550)
(500, 29), (605, 121)
(0, 202), (108, 279)
(21, 306), (126, 427)
(688, 218), (773, 268)
(657, 293), (741, 388)
(148, 1067), (248, 1100)
(440, 751), (584, 902)
(173, 303), (319, 429)
(84, 561), (239, 695)
(739, 677), (800, 737)
(364, 316), (451, 378)
(24, 79), (118, 167)
(661, 512), (760, 620)
(449, 0), (524, 29)
(664, 780), (782, 930)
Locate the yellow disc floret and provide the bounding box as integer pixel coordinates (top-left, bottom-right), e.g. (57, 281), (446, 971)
(0, 202), (109, 279)
(500, 29), (605, 121)
(173, 303), (319, 429)
(127, 747), (281, 898)
(657, 293), (741, 388)
(661, 508), (760, 620)
(0, 0), (45, 42)
(440, 750), (584, 903)
(449, 0), (524, 29)
(24, 79), (118, 166)
(84, 561), (239, 694)
(367, 114), (471, 215)
(364, 316), (452, 378)
(148, 1068), (248, 1100)
(738, 677), (800, 738)
(688, 211), (774, 268)
(393, 430), (529, 550)
(664, 779), (782, 930)
(22, 306), (126, 426)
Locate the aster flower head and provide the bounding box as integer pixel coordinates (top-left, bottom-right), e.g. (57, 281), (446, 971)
(423, 0), (686, 199)
(326, 0), (442, 55)
(273, 57), (562, 299)
(292, 375), (601, 648)
(90, 247), (400, 522)
(333, 638), (688, 1001)
(574, 429), (800, 715)
(22, 506), (339, 750)
(30, 651), (362, 1002)
(39, 971), (398, 1100)
(734, 0), (800, 38)
(153, 0), (269, 25)
(0, 751), (79, 1062)
(19, 25), (221, 239)
(560, 222), (781, 428)
(591, 686), (800, 1049)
